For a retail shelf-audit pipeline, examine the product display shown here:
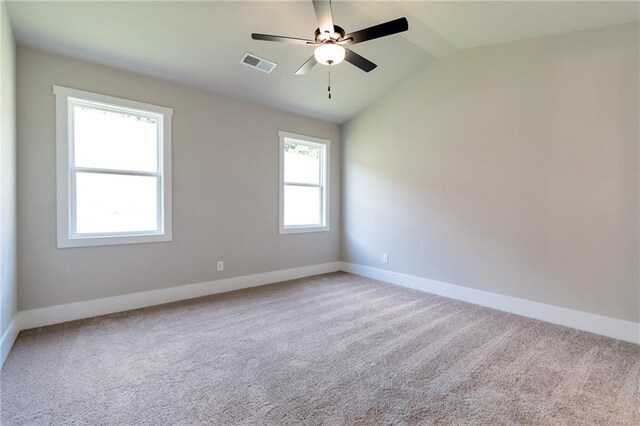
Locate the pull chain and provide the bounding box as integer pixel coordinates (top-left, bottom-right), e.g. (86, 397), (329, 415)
(328, 68), (332, 99)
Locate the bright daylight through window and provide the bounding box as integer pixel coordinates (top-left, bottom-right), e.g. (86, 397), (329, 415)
(54, 86), (173, 248)
(279, 131), (329, 234)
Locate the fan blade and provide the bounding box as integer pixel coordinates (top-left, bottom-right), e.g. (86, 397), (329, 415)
(312, 0), (335, 36)
(295, 56), (318, 75)
(345, 17), (408, 45)
(344, 49), (377, 72)
(251, 33), (313, 45)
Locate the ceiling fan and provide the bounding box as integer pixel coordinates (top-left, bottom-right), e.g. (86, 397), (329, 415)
(251, 0), (409, 75)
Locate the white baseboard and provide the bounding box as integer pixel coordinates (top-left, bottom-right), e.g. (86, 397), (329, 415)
(0, 262), (342, 368)
(0, 318), (19, 368)
(342, 263), (640, 345)
(3, 260), (636, 369)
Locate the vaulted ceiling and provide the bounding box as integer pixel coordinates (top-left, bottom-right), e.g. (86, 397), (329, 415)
(6, 1), (639, 123)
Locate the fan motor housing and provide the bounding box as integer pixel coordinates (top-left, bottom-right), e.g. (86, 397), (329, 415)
(315, 25), (345, 43)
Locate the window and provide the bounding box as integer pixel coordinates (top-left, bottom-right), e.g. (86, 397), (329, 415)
(279, 131), (330, 234)
(54, 86), (172, 248)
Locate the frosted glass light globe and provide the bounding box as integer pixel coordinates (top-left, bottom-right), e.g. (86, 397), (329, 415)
(314, 43), (345, 66)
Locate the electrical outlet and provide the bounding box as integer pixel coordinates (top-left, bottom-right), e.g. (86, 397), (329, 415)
(217, 260), (224, 271)
(382, 253), (389, 263)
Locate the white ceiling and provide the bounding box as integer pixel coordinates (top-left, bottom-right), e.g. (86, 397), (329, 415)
(6, 1), (639, 123)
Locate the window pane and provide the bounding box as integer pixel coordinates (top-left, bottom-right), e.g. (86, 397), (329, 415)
(284, 185), (321, 226)
(73, 105), (158, 172)
(75, 172), (158, 234)
(284, 142), (320, 185)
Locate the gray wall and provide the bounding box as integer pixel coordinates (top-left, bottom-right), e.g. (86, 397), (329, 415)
(17, 47), (341, 310)
(1, 2), (17, 338)
(342, 23), (639, 323)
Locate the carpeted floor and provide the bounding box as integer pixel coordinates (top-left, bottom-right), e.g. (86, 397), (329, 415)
(1, 272), (638, 425)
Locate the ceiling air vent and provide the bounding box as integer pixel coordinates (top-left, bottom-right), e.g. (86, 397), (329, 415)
(241, 52), (277, 74)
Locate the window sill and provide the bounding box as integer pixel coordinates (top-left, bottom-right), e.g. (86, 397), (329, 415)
(279, 226), (330, 235)
(57, 232), (172, 248)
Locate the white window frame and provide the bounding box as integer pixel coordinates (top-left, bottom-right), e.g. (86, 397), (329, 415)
(54, 85), (173, 248)
(279, 130), (330, 234)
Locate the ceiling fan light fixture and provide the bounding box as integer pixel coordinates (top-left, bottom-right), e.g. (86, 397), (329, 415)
(314, 43), (345, 66)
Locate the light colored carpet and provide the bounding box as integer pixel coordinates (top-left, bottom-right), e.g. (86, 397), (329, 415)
(1, 272), (638, 425)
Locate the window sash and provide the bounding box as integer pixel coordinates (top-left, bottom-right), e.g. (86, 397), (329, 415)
(283, 183), (324, 228)
(283, 141), (322, 186)
(69, 169), (164, 237)
(68, 98), (163, 173)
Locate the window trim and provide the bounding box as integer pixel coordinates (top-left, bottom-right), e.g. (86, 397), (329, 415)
(54, 85), (173, 248)
(278, 130), (330, 234)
